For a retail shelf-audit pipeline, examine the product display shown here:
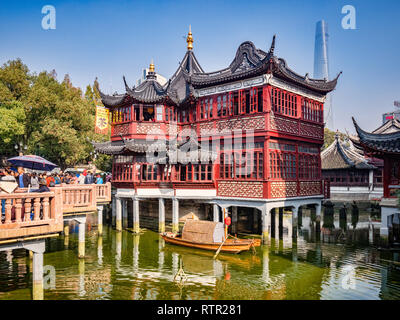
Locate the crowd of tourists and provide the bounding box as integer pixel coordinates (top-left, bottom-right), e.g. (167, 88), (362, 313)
(0, 167), (111, 193)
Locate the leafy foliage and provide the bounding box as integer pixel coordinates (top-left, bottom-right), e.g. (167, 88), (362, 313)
(0, 58), (109, 169)
(323, 128), (347, 150)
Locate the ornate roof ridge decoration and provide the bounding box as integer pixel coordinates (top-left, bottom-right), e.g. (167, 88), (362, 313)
(189, 39), (271, 88)
(353, 117), (400, 141)
(272, 56), (342, 94)
(372, 117), (400, 134)
(166, 47), (204, 105)
(123, 76), (135, 95)
(96, 81), (130, 108)
(352, 117), (400, 154)
(346, 133), (364, 155)
(189, 35), (340, 93)
(98, 33), (340, 108)
(321, 133), (376, 170)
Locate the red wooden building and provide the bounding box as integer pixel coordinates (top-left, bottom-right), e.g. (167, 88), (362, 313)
(352, 117), (400, 240)
(322, 133), (383, 201)
(94, 29), (340, 242)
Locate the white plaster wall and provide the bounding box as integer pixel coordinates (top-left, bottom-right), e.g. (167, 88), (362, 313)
(136, 188), (174, 196)
(175, 189), (217, 197)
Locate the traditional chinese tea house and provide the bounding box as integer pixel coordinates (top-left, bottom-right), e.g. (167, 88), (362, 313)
(93, 28), (340, 243)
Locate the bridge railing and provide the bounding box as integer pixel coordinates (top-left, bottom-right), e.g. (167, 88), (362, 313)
(0, 183), (111, 241)
(60, 184), (97, 213)
(0, 188), (64, 241)
(95, 182), (112, 203)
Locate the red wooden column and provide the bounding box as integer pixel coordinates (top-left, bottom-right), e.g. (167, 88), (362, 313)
(296, 145), (300, 196)
(383, 156), (391, 198)
(263, 85), (271, 131)
(296, 94), (302, 119)
(264, 136), (270, 198)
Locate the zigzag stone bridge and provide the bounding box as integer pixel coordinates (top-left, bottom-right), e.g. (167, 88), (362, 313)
(0, 182), (111, 299)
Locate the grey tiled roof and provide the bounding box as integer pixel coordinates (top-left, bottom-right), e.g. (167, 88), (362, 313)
(372, 118), (400, 134)
(92, 136), (216, 163)
(97, 35), (340, 108)
(321, 134), (376, 170)
(190, 36), (340, 93)
(353, 117), (400, 154)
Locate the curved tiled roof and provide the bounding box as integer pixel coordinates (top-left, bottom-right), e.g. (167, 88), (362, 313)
(321, 134), (376, 170)
(97, 34), (340, 108)
(189, 41), (270, 88)
(129, 72), (168, 103)
(272, 57), (341, 94)
(166, 50), (204, 105)
(353, 117), (400, 154)
(372, 117), (400, 134)
(92, 136), (216, 163)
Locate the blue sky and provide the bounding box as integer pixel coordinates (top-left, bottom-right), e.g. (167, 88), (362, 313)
(1, 0), (399, 133)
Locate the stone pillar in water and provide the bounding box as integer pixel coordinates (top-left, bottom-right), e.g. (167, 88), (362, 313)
(262, 205), (270, 245)
(172, 198), (179, 234)
(292, 206), (298, 241)
(133, 198), (140, 234)
(116, 197), (122, 232)
(27, 240), (46, 300)
(32, 251), (44, 300)
(97, 205), (103, 236)
(78, 221), (86, 259)
(159, 198), (165, 233)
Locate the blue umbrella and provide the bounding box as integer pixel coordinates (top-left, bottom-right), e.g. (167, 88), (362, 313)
(7, 155), (58, 172)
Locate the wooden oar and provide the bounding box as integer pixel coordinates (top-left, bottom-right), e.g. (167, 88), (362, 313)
(213, 236), (228, 260)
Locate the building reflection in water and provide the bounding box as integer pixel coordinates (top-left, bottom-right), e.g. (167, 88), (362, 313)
(133, 234), (139, 273)
(115, 231), (122, 270)
(78, 259), (85, 297)
(97, 236), (103, 266)
(158, 238), (165, 271)
(262, 245), (269, 285)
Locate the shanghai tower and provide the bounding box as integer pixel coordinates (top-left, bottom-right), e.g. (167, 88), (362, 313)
(313, 20), (333, 128)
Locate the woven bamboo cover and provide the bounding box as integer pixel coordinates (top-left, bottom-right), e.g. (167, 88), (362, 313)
(182, 220), (224, 243)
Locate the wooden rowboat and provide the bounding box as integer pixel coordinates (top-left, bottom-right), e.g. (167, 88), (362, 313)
(161, 232), (257, 254)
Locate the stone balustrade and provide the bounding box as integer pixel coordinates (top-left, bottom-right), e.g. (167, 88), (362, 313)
(0, 188), (63, 241)
(0, 182), (111, 241)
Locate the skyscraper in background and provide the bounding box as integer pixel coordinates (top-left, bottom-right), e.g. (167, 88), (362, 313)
(313, 20), (333, 129)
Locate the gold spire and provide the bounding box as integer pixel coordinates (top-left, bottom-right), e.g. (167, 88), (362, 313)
(149, 59), (155, 72)
(186, 25), (193, 51)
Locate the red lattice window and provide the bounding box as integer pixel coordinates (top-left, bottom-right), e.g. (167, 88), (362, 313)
(271, 88), (298, 118)
(301, 98), (323, 123)
(269, 142), (297, 180)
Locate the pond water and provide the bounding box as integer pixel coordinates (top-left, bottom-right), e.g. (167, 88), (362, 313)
(1, 208), (400, 300)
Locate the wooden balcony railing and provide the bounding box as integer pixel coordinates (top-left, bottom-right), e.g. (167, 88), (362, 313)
(0, 182), (112, 241)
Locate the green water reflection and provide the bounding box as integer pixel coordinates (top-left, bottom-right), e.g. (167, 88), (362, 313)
(1, 209), (400, 300)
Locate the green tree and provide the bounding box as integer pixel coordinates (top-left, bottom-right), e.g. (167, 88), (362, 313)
(323, 128), (346, 150)
(0, 100), (26, 155)
(0, 59), (111, 169)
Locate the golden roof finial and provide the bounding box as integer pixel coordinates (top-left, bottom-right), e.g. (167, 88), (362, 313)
(149, 59), (155, 72)
(187, 25), (193, 51)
